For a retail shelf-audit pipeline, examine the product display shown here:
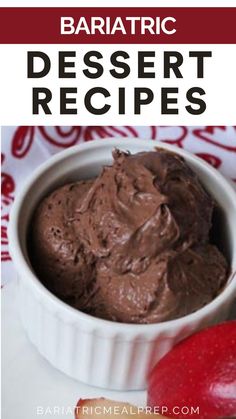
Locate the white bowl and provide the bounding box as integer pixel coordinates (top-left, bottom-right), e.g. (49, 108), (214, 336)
(8, 138), (236, 390)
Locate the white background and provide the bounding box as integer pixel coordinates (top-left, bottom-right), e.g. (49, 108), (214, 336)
(0, 44), (236, 125)
(1, 2), (236, 418)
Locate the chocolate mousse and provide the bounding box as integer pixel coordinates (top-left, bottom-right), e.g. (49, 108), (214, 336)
(30, 149), (228, 323)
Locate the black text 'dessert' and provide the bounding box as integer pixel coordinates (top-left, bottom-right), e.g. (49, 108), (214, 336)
(27, 50), (212, 116)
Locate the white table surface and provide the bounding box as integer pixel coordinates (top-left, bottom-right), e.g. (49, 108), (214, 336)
(2, 279), (146, 419)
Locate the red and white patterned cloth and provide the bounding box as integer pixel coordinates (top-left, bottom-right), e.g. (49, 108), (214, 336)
(2, 125), (236, 285)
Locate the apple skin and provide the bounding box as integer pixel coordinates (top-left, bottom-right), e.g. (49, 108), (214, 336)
(147, 321), (236, 419)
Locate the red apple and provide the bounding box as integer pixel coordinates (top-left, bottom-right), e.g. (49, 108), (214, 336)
(148, 321), (236, 418)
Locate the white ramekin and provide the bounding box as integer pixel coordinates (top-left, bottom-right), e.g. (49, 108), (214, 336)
(8, 138), (236, 391)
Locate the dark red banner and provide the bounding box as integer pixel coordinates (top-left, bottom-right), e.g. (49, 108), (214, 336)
(0, 7), (235, 44)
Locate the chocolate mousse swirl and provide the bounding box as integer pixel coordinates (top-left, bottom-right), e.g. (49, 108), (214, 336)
(30, 149), (228, 323)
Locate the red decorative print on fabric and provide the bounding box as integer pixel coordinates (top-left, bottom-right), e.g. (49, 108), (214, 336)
(12, 126), (35, 158)
(196, 153), (222, 168)
(159, 126), (188, 148)
(193, 126), (236, 152)
(38, 126), (82, 147)
(1, 153), (15, 262)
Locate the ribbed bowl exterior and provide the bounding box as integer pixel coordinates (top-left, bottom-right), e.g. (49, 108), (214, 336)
(18, 274), (233, 390)
(9, 139), (236, 391)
